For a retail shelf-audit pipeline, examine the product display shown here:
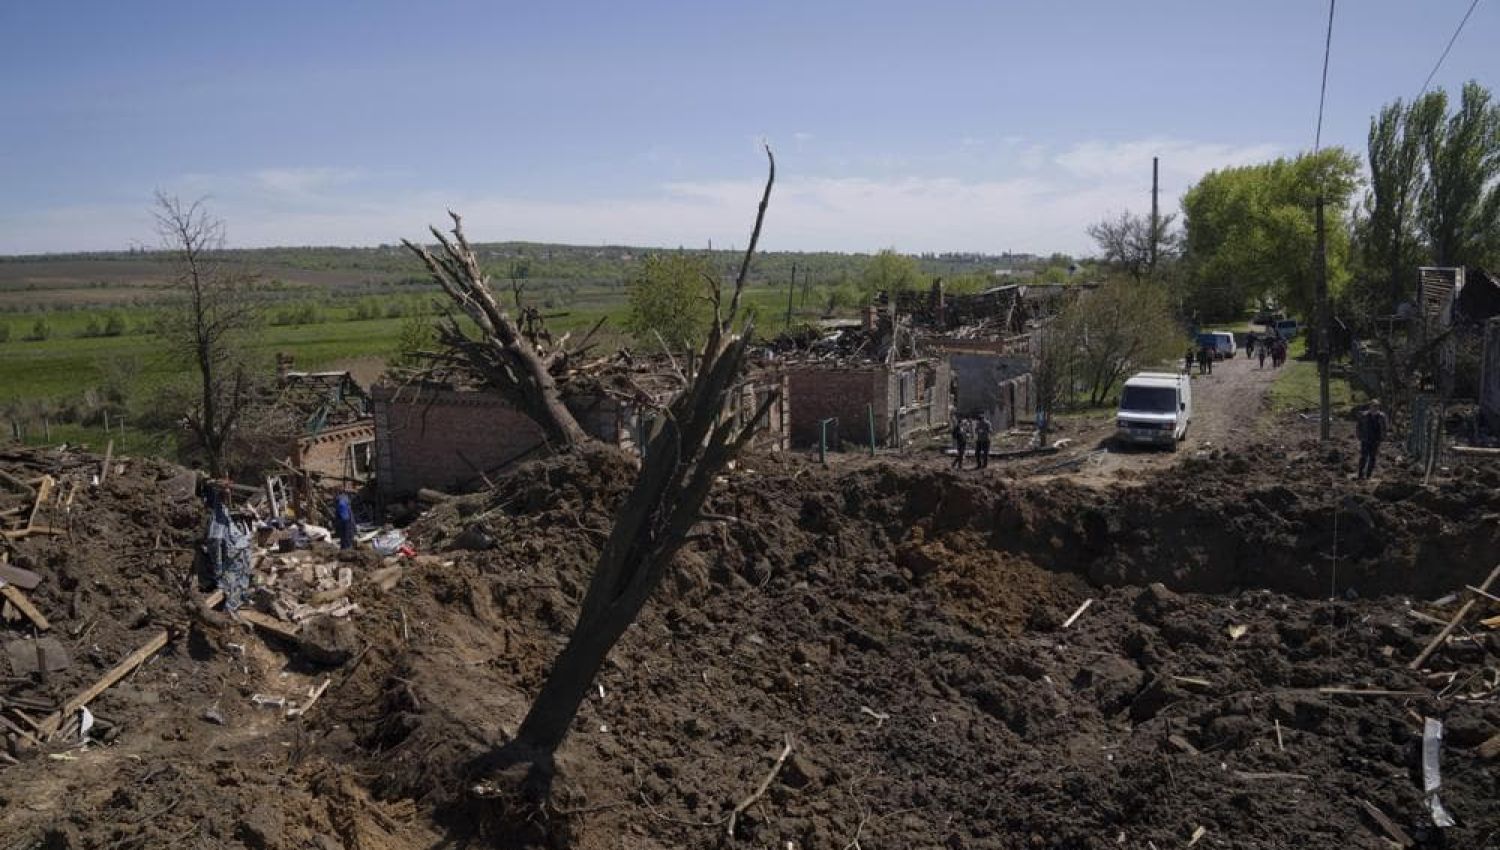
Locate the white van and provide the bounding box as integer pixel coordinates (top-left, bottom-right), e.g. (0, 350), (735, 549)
(1116, 372), (1192, 450)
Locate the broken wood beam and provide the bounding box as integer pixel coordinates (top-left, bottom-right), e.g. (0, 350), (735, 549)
(416, 488), (453, 504)
(99, 440), (113, 485)
(1409, 563), (1500, 669)
(37, 629), (169, 739)
(0, 581), (49, 631)
(1062, 598), (1093, 629)
(1358, 799), (1414, 848)
(0, 561), (42, 590)
(1449, 445), (1500, 457)
(1317, 687), (1425, 698)
(238, 609), (301, 641)
(24, 476), (54, 533)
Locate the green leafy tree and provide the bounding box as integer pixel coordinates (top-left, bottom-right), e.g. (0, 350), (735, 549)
(1180, 149), (1360, 321)
(1414, 81), (1500, 268)
(624, 252), (712, 352)
(1057, 280), (1182, 406)
(393, 315), (436, 367)
(27, 318), (52, 341)
(861, 248), (923, 300)
(1356, 98), (1427, 314)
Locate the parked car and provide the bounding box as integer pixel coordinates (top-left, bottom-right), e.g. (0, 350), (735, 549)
(1116, 372), (1191, 451)
(1273, 318), (1299, 339)
(1195, 331), (1237, 359)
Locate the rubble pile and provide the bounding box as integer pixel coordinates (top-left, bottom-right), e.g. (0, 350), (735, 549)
(0, 440), (1497, 848)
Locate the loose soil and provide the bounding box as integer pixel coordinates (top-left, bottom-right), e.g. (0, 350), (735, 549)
(1, 429), (1497, 849)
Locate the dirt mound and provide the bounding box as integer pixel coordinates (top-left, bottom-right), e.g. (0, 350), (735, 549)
(324, 447), (1498, 848)
(3, 442), (1498, 849)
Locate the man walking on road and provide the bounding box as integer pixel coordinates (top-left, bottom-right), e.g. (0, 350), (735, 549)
(950, 417), (967, 469)
(973, 415), (992, 470)
(1356, 399), (1389, 479)
(1256, 337), (1267, 369)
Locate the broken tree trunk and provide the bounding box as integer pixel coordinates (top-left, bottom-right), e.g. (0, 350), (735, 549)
(505, 149), (778, 774)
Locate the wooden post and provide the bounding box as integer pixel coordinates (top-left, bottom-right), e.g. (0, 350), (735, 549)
(1150, 156), (1160, 276)
(785, 261), (796, 330)
(1315, 195), (1330, 442)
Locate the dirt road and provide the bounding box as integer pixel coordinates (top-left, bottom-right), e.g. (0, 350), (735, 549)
(1036, 350), (1285, 483)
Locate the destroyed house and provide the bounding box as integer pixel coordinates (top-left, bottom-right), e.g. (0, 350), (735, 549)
(925, 335), (1035, 431)
(370, 367), (788, 497)
(268, 356), (376, 485)
(785, 358), (950, 450)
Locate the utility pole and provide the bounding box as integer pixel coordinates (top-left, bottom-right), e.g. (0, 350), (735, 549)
(1315, 195), (1331, 441)
(1150, 156), (1160, 277)
(785, 262), (797, 329)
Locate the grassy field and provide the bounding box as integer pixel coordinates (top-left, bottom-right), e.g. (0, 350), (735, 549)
(0, 279), (835, 454)
(1266, 336), (1358, 415)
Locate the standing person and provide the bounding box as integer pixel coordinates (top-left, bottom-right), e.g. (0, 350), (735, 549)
(1276, 338), (1288, 368)
(1245, 334), (1254, 359)
(334, 487), (356, 550)
(1356, 399), (1389, 479)
(1256, 336), (1268, 369)
(973, 415), (992, 470)
(950, 416), (967, 469)
(1184, 346), (1195, 375)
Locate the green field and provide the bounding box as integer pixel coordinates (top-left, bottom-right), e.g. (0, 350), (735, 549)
(1266, 337), (1358, 415)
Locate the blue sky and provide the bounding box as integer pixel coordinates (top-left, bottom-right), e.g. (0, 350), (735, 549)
(0, 0), (1493, 255)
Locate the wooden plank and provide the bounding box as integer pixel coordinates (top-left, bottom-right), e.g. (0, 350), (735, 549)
(0, 563), (42, 590)
(1318, 687), (1424, 698)
(1479, 732), (1500, 760)
(1481, 614), (1500, 629)
(1410, 563), (1500, 669)
(238, 609), (301, 641)
(1061, 598), (1093, 629)
(24, 475), (54, 532)
(37, 630), (169, 739)
(0, 583), (50, 631)
(99, 440), (114, 485)
(1358, 799), (1414, 848)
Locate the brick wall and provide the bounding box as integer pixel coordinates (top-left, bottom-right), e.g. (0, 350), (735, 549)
(787, 367), (883, 448)
(372, 386), (547, 496)
(294, 422), (375, 482)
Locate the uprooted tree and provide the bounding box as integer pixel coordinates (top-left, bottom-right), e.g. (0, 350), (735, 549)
(403, 149), (778, 784)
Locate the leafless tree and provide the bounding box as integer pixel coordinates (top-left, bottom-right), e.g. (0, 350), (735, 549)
(1087, 209), (1178, 282)
(153, 194), (260, 477)
(404, 150), (779, 792)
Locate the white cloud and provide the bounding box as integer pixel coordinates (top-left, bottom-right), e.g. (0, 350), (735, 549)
(0, 138), (1283, 256)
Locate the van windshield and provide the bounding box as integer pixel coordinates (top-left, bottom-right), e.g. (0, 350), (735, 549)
(1120, 385), (1177, 413)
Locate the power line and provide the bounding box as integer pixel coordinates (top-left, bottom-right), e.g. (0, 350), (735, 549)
(1418, 0), (1483, 97)
(1313, 0), (1336, 156)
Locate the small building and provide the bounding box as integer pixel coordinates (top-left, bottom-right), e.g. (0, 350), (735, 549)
(926, 336), (1035, 431)
(785, 358), (950, 450)
(1482, 317), (1500, 437)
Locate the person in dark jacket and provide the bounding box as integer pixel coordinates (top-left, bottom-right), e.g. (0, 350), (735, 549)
(1356, 399), (1389, 479)
(950, 417), (967, 469)
(334, 488), (356, 549)
(1184, 346), (1195, 375)
(973, 415), (992, 469)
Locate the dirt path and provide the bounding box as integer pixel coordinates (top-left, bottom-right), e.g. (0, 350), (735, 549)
(1037, 351), (1284, 484)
